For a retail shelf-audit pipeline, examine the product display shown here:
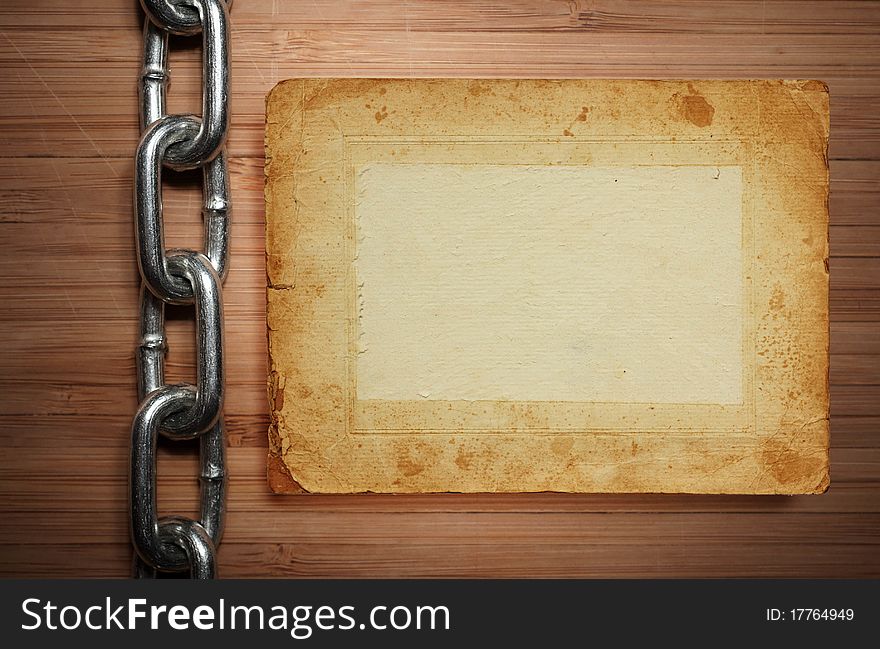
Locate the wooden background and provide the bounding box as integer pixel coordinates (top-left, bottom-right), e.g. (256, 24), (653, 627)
(1, 0), (878, 577)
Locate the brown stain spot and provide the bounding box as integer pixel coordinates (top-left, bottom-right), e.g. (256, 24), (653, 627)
(322, 383), (344, 408)
(267, 253), (285, 279)
(769, 284), (786, 312)
(551, 437), (575, 456)
(630, 441), (640, 457)
(562, 106), (591, 137)
(267, 453), (306, 493)
(468, 81), (491, 97)
(502, 456), (529, 483)
(296, 384), (313, 400)
(455, 447), (475, 470)
(516, 404), (543, 428)
(271, 370), (285, 411)
(397, 457), (424, 477)
(761, 437), (828, 492)
(314, 283), (326, 297)
(378, 87), (387, 95)
(374, 106), (388, 123)
(678, 85), (715, 127)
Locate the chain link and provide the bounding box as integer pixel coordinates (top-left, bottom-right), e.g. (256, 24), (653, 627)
(131, 0), (232, 579)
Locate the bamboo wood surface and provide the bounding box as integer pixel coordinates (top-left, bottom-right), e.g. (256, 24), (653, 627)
(1, 0), (879, 577)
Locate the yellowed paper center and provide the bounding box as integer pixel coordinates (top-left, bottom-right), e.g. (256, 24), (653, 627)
(355, 163), (743, 405)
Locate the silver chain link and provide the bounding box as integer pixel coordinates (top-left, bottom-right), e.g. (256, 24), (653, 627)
(131, 0), (232, 579)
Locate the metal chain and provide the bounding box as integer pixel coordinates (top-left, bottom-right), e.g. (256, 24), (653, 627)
(131, 0), (232, 579)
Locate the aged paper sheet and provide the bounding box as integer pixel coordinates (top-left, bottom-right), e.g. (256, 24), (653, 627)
(265, 79), (829, 494)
